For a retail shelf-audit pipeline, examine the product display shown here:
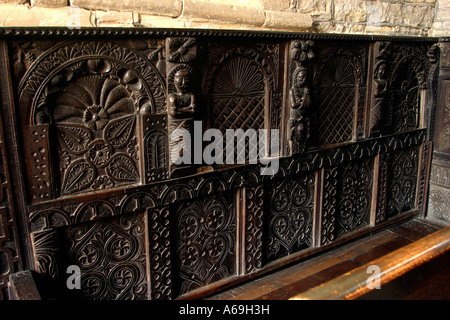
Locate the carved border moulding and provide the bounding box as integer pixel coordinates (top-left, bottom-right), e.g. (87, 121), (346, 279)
(435, 80), (450, 154)
(375, 152), (390, 225)
(14, 40), (167, 203)
(147, 206), (172, 300)
(0, 107), (23, 299)
(320, 167), (338, 246)
(416, 141), (432, 217)
(265, 172), (315, 262)
(26, 129), (427, 232)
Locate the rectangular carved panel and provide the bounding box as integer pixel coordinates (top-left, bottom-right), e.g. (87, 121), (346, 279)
(335, 158), (373, 238)
(387, 146), (420, 219)
(171, 192), (237, 297)
(264, 172), (315, 262)
(62, 212), (148, 300)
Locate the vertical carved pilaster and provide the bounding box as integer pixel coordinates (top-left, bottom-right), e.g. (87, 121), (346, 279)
(369, 41), (391, 137)
(244, 185), (264, 273)
(147, 206), (172, 300)
(288, 40), (314, 155)
(320, 167), (338, 246)
(375, 153), (390, 225)
(166, 38), (199, 178)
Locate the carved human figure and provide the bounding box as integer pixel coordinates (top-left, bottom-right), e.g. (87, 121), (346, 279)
(288, 66), (311, 152)
(370, 61), (388, 136)
(167, 68), (196, 172)
(168, 69), (196, 117)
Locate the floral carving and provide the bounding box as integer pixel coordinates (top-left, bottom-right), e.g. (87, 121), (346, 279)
(51, 67), (141, 195)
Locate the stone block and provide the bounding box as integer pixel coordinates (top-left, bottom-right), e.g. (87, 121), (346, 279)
(333, 0), (367, 23)
(366, 1), (403, 26)
(263, 10), (313, 30)
(297, 0), (332, 20)
(72, 0), (183, 17)
(0, 3), (93, 27)
(95, 10), (134, 27)
(260, 0), (290, 11)
(31, 0), (68, 7)
(182, 0), (266, 27)
(404, 4), (435, 27)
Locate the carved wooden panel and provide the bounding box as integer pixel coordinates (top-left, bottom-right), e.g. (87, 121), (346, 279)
(11, 39), (167, 203)
(171, 192), (236, 297)
(265, 172), (315, 262)
(386, 146), (419, 220)
(62, 212), (148, 300)
(312, 43), (368, 147)
(335, 158), (373, 238)
(0, 29), (440, 300)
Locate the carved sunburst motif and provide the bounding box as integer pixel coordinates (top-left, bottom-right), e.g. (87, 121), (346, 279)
(211, 57), (265, 97)
(54, 75), (135, 128)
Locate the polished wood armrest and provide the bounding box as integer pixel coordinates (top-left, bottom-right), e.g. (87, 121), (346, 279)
(290, 226), (450, 300)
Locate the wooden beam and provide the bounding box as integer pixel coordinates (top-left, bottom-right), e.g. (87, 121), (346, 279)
(290, 226), (450, 300)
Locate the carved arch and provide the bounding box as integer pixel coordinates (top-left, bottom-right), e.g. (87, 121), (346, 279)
(18, 41), (167, 201)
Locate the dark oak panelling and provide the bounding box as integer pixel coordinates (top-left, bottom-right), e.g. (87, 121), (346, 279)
(0, 28), (440, 299)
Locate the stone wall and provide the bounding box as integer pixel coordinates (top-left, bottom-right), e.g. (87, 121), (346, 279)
(0, 0), (448, 36)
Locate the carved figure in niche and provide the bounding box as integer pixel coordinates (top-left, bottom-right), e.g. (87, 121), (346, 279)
(288, 66), (311, 153)
(168, 68), (196, 175)
(370, 61), (388, 136)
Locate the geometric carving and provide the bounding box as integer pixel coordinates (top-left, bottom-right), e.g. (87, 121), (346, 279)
(386, 146), (419, 219)
(265, 172), (315, 262)
(172, 193), (236, 297)
(147, 207), (172, 300)
(320, 167), (338, 246)
(316, 55), (357, 146)
(244, 185), (264, 274)
(336, 158), (373, 237)
(211, 56), (266, 161)
(64, 212), (148, 300)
